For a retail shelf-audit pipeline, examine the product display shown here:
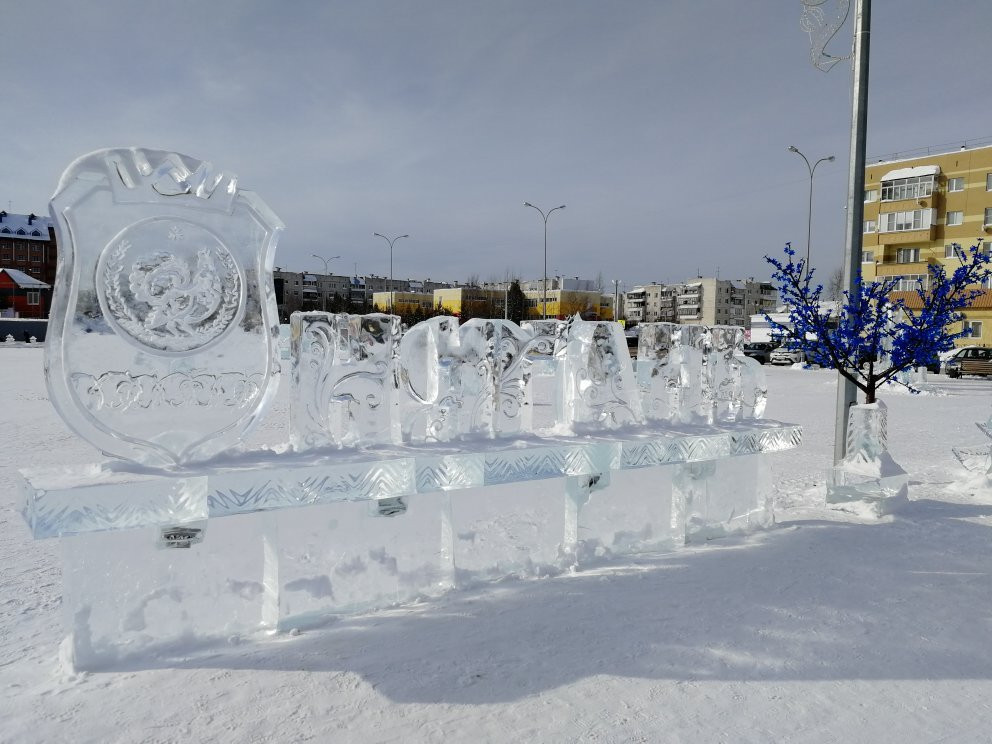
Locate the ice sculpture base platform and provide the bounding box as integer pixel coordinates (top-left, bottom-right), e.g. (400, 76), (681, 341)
(21, 421), (800, 671)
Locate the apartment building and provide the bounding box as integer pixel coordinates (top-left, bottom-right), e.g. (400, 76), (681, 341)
(624, 283), (676, 324)
(626, 278), (775, 328)
(861, 142), (992, 345)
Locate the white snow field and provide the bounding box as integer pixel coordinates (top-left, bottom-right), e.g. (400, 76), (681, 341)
(4, 344), (992, 743)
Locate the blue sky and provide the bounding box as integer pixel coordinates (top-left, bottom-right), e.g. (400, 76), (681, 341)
(4, 1), (990, 289)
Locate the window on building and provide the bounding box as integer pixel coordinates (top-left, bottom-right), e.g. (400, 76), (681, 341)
(948, 177), (964, 192)
(985, 207), (992, 227)
(965, 320), (984, 339)
(880, 208), (933, 233)
(26, 290), (40, 305)
(896, 247), (921, 263)
(863, 220), (876, 234)
(864, 189), (878, 202)
(987, 173), (992, 191)
(862, 250), (875, 263)
(881, 175), (935, 201)
(945, 244), (965, 259)
(893, 274), (926, 292)
(946, 211), (964, 226)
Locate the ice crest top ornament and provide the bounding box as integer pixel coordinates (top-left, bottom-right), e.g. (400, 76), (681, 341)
(46, 148), (284, 468)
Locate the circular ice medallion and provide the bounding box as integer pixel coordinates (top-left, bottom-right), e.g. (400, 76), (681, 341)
(97, 218), (243, 353)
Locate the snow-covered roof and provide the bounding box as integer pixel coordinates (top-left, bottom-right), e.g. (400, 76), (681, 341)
(879, 165), (940, 181)
(0, 212), (53, 241)
(0, 268), (50, 289)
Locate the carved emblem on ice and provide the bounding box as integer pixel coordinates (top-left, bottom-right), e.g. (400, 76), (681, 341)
(46, 148), (283, 467)
(98, 219), (243, 353)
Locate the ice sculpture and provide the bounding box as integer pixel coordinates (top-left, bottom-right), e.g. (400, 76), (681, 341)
(706, 325), (744, 423)
(45, 148), (283, 467)
(23, 149), (805, 672)
(952, 406), (992, 477)
(458, 318), (536, 437)
(395, 316), (537, 441)
(291, 312), (401, 449)
(827, 400), (908, 514)
(557, 316), (643, 429)
(636, 322), (680, 422)
(396, 315), (463, 442)
(736, 355), (768, 420)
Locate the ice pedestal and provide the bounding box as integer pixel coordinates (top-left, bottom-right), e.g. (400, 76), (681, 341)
(827, 401), (908, 515)
(24, 420), (800, 670)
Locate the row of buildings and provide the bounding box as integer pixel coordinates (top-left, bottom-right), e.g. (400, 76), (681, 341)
(624, 278), (778, 328)
(275, 271), (619, 321)
(5, 140), (992, 341)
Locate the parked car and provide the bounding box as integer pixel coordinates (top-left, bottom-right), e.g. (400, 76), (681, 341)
(742, 342), (775, 364)
(770, 346), (806, 365)
(945, 346), (992, 378)
(925, 346), (976, 374)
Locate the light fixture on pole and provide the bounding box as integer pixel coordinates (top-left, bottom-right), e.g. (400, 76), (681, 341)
(373, 233), (409, 314)
(788, 146), (835, 268)
(311, 253), (340, 312)
(524, 202), (566, 320)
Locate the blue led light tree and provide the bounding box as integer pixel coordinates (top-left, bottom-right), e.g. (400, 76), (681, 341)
(765, 240), (992, 404)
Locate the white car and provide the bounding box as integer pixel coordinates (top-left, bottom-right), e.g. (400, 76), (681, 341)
(769, 347), (806, 365)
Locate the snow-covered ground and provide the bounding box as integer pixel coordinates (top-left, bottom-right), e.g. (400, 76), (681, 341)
(3, 345), (992, 743)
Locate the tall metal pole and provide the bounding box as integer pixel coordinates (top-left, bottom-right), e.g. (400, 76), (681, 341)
(524, 202), (566, 320)
(834, 0), (870, 463)
(788, 148), (835, 267)
(311, 253), (340, 312)
(613, 279), (621, 322)
(373, 233), (408, 314)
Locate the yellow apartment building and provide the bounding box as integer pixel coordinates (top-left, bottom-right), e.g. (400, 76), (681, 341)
(522, 289), (614, 320)
(371, 291), (436, 316)
(433, 287), (506, 317)
(861, 142), (992, 346)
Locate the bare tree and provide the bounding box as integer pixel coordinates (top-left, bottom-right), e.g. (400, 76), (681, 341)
(825, 266), (844, 300)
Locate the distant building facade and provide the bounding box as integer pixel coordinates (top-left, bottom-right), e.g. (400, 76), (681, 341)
(861, 141), (992, 347)
(0, 268), (51, 319)
(624, 278), (775, 328)
(0, 211), (57, 290)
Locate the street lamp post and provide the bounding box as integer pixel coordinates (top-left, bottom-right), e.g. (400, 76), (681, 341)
(310, 253), (341, 312)
(373, 233), (409, 314)
(524, 202), (566, 320)
(788, 146), (835, 268)
(612, 279), (622, 322)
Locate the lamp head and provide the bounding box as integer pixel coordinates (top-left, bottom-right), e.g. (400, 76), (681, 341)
(788, 145), (799, 153)
(524, 202), (533, 207)
(827, 155), (836, 162)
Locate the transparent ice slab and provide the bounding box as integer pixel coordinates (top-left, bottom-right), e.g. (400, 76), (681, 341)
(827, 401), (908, 512)
(290, 311), (401, 449)
(62, 512), (268, 671)
(45, 148), (284, 468)
(267, 493), (453, 628)
(557, 316), (643, 429)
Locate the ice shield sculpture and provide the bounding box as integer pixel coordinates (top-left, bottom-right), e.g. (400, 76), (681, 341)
(46, 148), (283, 467)
(557, 316), (643, 429)
(290, 312), (401, 449)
